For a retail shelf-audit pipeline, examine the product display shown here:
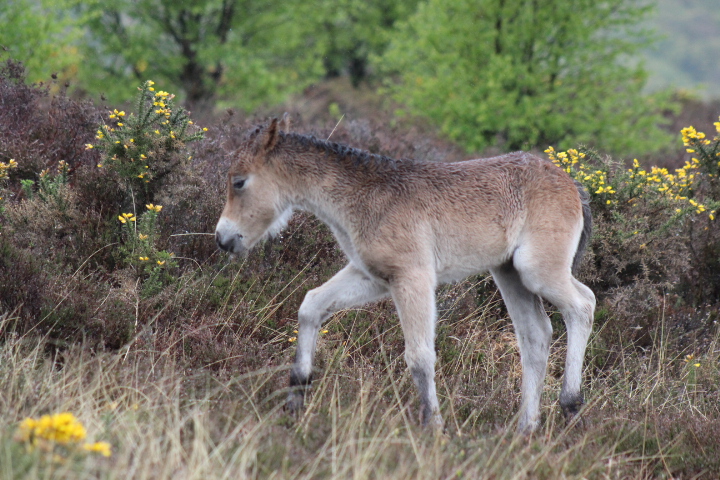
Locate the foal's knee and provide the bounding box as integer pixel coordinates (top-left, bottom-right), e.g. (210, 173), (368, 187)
(298, 289), (326, 327)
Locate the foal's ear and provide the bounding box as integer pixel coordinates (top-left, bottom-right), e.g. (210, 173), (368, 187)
(280, 112), (291, 133)
(258, 117), (280, 153)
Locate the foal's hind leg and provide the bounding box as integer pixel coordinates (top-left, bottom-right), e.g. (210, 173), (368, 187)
(556, 278), (595, 416)
(513, 253), (596, 420)
(286, 263), (389, 413)
(490, 262), (553, 433)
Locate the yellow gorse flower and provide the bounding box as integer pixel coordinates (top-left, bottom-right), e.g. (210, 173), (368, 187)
(139, 256), (149, 261)
(146, 204), (162, 213)
(83, 441), (112, 457)
(16, 413), (112, 457)
(138, 233), (148, 240)
(0, 158), (18, 181)
(684, 354), (701, 367)
(17, 412), (86, 445)
(118, 213), (137, 224)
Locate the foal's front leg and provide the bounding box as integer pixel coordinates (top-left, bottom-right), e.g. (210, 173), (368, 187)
(286, 264), (389, 413)
(389, 270), (442, 428)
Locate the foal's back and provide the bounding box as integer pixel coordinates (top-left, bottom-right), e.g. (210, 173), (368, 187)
(355, 151), (583, 283)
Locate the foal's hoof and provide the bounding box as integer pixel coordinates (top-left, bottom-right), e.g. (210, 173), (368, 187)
(285, 392), (305, 416)
(516, 415), (541, 436)
(560, 398), (586, 428)
(424, 414), (445, 434)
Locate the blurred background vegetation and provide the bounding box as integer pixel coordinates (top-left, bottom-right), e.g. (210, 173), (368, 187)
(1, 0), (718, 156)
(2, 3), (720, 477)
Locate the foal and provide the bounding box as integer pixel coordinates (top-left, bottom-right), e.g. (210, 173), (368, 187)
(215, 117), (596, 432)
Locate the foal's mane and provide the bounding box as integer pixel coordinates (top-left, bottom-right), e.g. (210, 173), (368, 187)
(247, 124), (402, 172)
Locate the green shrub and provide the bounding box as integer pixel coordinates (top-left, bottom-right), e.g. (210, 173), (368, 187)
(116, 203), (178, 297)
(546, 117), (720, 315)
(378, 0), (674, 154)
(89, 80), (205, 211)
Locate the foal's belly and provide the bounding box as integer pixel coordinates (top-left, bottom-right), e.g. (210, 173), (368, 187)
(433, 232), (512, 284)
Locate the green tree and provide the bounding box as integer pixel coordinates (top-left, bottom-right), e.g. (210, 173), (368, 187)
(311, 0), (420, 87)
(377, 0), (674, 153)
(80, 0), (323, 110)
(0, 0), (82, 83)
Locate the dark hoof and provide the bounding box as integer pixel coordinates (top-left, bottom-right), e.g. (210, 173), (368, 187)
(285, 391), (305, 416)
(421, 412), (445, 433)
(560, 391), (584, 415)
(560, 394), (586, 429)
(561, 402), (584, 418)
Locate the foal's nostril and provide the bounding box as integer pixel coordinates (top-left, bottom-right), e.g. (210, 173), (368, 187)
(216, 232), (230, 252)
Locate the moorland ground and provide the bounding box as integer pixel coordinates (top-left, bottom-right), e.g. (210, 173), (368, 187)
(1, 62), (720, 479)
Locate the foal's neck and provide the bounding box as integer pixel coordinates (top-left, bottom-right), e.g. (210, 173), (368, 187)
(278, 132), (398, 230)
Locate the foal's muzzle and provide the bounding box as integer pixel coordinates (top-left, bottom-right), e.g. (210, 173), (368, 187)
(215, 231), (244, 254)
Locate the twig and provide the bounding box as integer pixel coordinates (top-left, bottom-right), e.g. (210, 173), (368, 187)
(326, 114), (345, 141)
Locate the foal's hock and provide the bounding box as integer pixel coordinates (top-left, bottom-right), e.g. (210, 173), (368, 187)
(215, 117), (595, 432)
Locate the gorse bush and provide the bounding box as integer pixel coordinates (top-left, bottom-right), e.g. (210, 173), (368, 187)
(90, 80), (206, 210)
(546, 145), (719, 220)
(545, 118), (720, 311)
(117, 203), (178, 297)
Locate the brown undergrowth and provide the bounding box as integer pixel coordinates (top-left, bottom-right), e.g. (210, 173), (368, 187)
(1, 59), (720, 478)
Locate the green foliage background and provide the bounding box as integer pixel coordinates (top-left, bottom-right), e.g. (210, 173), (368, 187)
(0, 0), (83, 83)
(0, 0), (718, 153)
(376, 0), (672, 153)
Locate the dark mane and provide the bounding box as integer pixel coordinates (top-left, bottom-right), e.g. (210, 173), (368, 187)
(286, 132), (402, 171)
(248, 125), (403, 171)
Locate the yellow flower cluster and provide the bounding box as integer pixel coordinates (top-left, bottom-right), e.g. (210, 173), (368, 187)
(17, 413), (86, 445)
(146, 203), (162, 213)
(118, 212), (137, 224)
(546, 147), (616, 205)
(545, 147), (585, 174)
(16, 412), (112, 457)
(152, 85), (174, 122)
(108, 109), (126, 120)
(83, 441), (112, 456)
(684, 353), (701, 368)
(0, 158), (18, 181)
(546, 143), (717, 219)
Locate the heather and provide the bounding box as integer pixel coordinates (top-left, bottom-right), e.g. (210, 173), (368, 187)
(1, 60), (719, 478)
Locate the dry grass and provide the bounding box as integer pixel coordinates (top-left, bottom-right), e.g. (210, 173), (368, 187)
(2, 58), (720, 479)
(2, 267), (719, 479)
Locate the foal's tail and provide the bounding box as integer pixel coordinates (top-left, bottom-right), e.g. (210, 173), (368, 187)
(572, 180), (592, 275)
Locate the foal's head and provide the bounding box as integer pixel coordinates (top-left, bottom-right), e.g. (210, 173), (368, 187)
(215, 117), (293, 255)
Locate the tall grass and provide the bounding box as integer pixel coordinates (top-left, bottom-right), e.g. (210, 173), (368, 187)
(2, 59), (720, 479)
(2, 268), (719, 479)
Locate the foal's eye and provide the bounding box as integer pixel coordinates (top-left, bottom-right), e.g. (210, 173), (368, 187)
(232, 179), (246, 190)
